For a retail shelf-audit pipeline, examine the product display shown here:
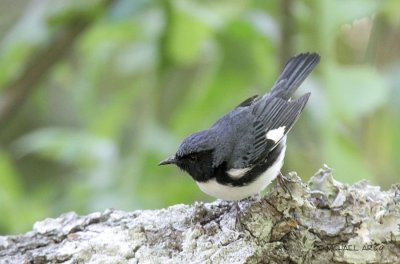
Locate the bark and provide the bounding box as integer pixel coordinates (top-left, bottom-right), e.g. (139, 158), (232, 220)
(1, 165), (400, 264)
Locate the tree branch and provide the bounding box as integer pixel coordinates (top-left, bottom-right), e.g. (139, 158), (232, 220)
(280, 0), (294, 66)
(1, 166), (400, 263)
(0, 0), (115, 130)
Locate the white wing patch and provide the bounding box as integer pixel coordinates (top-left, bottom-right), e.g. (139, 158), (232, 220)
(227, 167), (251, 179)
(266, 126), (286, 142)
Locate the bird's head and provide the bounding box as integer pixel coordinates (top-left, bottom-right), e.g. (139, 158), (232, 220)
(159, 130), (216, 182)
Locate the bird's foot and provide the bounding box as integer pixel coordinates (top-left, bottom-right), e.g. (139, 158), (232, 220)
(277, 172), (294, 199)
(229, 200), (248, 233)
(234, 201), (244, 232)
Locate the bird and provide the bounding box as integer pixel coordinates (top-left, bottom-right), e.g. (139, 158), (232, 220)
(159, 52), (320, 202)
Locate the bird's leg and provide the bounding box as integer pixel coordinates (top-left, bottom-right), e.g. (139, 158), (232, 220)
(234, 201), (242, 231)
(277, 172), (293, 199)
(233, 200), (244, 232)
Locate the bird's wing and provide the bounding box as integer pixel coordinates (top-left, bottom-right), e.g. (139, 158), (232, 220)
(268, 53), (320, 100)
(234, 95), (259, 109)
(229, 92), (310, 168)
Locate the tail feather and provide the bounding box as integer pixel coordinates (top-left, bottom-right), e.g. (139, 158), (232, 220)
(269, 52), (320, 100)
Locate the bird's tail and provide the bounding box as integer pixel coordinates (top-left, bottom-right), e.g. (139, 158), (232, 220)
(269, 52), (320, 100)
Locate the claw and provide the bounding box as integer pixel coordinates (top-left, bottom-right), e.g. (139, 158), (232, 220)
(232, 201), (245, 232)
(277, 172), (293, 199)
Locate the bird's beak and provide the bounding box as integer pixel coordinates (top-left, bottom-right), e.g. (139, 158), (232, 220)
(158, 156), (177, 166)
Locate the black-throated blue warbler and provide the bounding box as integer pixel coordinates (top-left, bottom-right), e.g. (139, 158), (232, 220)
(160, 53), (320, 201)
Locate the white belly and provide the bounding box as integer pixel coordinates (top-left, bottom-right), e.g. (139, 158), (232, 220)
(196, 144), (286, 201)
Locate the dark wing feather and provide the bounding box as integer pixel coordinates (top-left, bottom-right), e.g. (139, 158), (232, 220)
(269, 53), (320, 100)
(226, 53), (319, 168)
(234, 95), (259, 109)
(230, 92), (310, 168)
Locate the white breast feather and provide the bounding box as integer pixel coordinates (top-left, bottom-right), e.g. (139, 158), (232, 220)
(196, 141), (287, 201)
(226, 167), (251, 179)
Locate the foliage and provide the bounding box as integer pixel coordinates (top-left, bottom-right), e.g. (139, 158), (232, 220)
(0, 0), (399, 234)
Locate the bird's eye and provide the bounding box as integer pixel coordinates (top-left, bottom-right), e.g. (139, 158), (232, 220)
(188, 155), (197, 162)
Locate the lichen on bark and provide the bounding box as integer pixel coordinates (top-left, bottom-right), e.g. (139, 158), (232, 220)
(1, 165), (400, 264)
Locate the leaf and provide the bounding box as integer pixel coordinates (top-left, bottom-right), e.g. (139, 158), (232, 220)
(326, 65), (389, 121)
(325, 133), (375, 184)
(0, 151), (22, 202)
(167, 10), (212, 64)
(12, 128), (117, 168)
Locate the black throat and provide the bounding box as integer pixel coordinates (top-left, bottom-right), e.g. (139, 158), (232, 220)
(175, 150), (215, 182)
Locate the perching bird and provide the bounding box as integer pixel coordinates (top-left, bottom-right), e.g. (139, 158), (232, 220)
(159, 53), (320, 201)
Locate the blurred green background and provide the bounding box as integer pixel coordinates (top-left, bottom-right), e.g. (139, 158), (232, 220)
(0, 0), (399, 235)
